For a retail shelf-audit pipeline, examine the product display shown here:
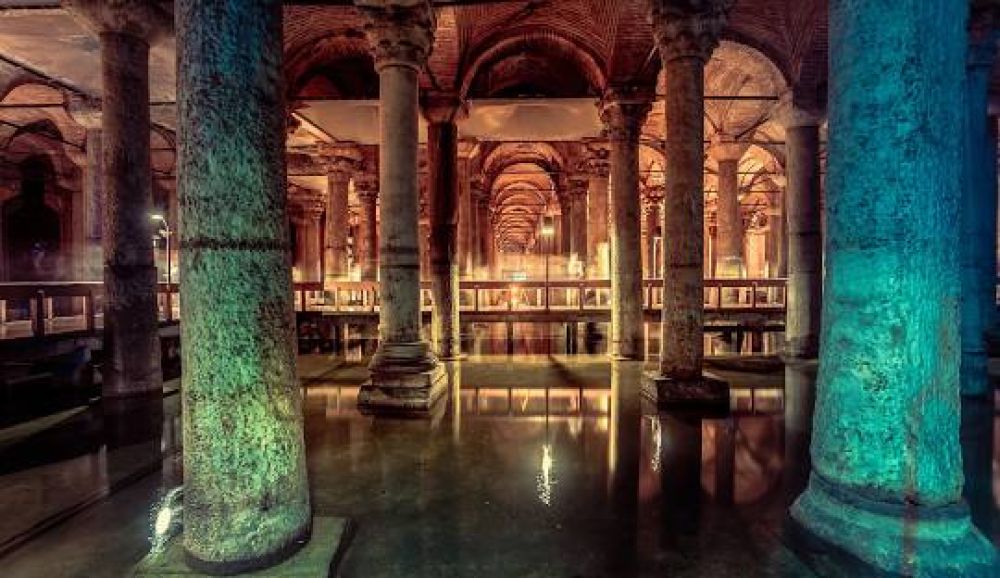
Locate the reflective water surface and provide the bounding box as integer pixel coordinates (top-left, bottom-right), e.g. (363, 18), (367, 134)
(0, 356), (997, 577)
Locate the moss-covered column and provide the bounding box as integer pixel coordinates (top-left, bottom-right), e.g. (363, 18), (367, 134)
(65, 0), (168, 397)
(423, 96), (464, 359)
(355, 177), (380, 282)
(960, 4), (999, 397)
(176, 0), (311, 571)
(790, 0), (996, 572)
(358, 0), (444, 414)
(777, 93), (824, 360)
(644, 0), (732, 407)
(602, 89), (650, 360)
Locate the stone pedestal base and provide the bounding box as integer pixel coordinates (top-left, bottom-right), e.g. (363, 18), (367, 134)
(359, 362), (447, 416)
(791, 476), (997, 576)
(641, 371), (729, 410)
(134, 517), (351, 577)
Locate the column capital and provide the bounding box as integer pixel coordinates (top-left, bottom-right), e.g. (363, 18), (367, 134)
(66, 94), (102, 130)
(421, 93), (468, 124)
(356, 0), (435, 72)
(708, 134), (750, 163)
(642, 184), (665, 207)
(355, 174), (380, 202)
(304, 202), (325, 223)
(581, 138), (611, 177)
(317, 142), (364, 176)
(568, 176), (590, 197)
(599, 89), (652, 142)
(65, 0), (172, 42)
(774, 91), (826, 129)
(648, 0), (734, 64)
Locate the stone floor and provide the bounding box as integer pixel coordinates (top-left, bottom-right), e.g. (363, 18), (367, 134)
(0, 354), (996, 577)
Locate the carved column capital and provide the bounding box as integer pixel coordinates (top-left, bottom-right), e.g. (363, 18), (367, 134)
(65, 0), (173, 42)
(708, 134), (750, 162)
(600, 89), (652, 142)
(648, 0), (733, 64)
(66, 94), (102, 129)
(568, 176), (590, 198)
(355, 174), (380, 202)
(356, 0), (435, 72)
(581, 139), (611, 177)
(317, 142), (364, 177)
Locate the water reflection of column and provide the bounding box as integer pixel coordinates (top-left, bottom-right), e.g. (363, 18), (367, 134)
(713, 418), (735, 506)
(607, 361), (642, 574)
(782, 363), (816, 504)
(658, 413), (703, 542)
(961, 398), (995, 539)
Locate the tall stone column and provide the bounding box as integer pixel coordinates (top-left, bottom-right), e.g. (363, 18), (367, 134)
(173, 0), (317, 572)
(568, 176), (589, 273)
(472, 179), (490, 276)
(777, 93), (824, 360)
(790, 0), (996, 573)
(67, 97), (103, 280)
(583, 145), (611, 278)
(709, 136), (748, 280)
(358, 0), (444, 414)
(66, 0), (166, 397)
(320, 144), (361, 287)
(960, 5), (999, 398)
(303, 205), (324, 282)
(423, 96), (465, 359)
(644, 0), (732, 406)
(355, 176), (379, 281)
(601, 89), (650, 360)
(642, 196), (661, 279)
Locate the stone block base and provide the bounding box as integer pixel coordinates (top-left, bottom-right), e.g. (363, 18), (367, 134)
(134, 517), (351, 577)
(790, 476), (997, 577)
(358, 363), (447, 416)
(641, 371), (729, 411)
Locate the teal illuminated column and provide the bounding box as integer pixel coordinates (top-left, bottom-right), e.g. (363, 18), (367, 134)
(176, 0), (311, 572)
(358, 0), (445, 413)
(777, 92), (824, 360)
(424, 96), (464, 359)
(601, 89), (650, 360)
(65, 0), (168, 397)
(790, 0), (997, 573)
(960, 4), (999, 398)
(644, 0), (732, 405)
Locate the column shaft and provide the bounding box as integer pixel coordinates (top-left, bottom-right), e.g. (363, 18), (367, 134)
(324, 173), (350, 282)
(714, 158), (742, 276)
(176, 0), (310, 571)
(357, 191), (378, 281)
(784, 123), (823, 358)
(100, 30), (161, 396)
(588, 173), (610, 277)
(791, 0), (995, 572)
(428, 121), (460, 358)
(644, 203), (659, 279)
(304, 215), (322, 282)
(84, 128), (103, 243)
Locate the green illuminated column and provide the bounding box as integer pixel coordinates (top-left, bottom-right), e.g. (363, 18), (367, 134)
(176, 0), (311, 572)
(358, 0), (445, 414)
(790, 0), (997, 573)
(601, 89), (650, 360)
(65, 0), (168, 397)
(960, 4), (999, 398)
(644, 0), (732, 406)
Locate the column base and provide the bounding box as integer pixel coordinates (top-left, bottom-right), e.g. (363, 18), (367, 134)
(135, 517), (352, 577)
(360, 342), (447, 416)
(790, 475), (997, 577)
(641, 370), (729, 410)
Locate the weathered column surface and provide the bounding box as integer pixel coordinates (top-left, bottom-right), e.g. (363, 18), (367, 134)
(174, 0), (313, 573)
(778, 93), (824, 360)
(584, 146), (611, 278)
(66, 0), (166, 397)
(960, 5), (999, 397)
(355, 176), (379, 281)
(321, 145), (361, 287)
(359, 0), (444, 414)
(424, 97), (464, 359)
(644, 0), (731, 407)
(790, 0), (996, 573)
(602, 90), (650, 360)
(709, 136), (748, 280)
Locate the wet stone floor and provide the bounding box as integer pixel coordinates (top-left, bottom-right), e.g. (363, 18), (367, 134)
(0, 355), (997, 577)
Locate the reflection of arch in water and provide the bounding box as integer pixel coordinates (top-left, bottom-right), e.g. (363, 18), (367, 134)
(3, 155), (64, 281)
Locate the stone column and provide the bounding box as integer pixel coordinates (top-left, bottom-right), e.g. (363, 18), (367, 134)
(355, 176), (379, 281)
(960, 5), (999, 397)
(644, 0), (732, 406)
(584, 142), (611, 278)
(423, 96), (465, 359)
(303, 205), (324, 282)
(174, 0), (314, 572)
(777, 93), (824, 360)
(642, 197), (661, 279)
(790, 0), (996, 573)
(601, 89), (650, 360)
(320, 144), (361, 288)
(66, 0), (167, 397)
(358, 0), (444, 414)
(568, 176), (589, 273)
(472, 179), (490, 276)
(67, 96), (103, 280)
(709, 136), (748, 280)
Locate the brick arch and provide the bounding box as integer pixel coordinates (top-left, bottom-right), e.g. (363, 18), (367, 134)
(284, 33), (375, 100)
